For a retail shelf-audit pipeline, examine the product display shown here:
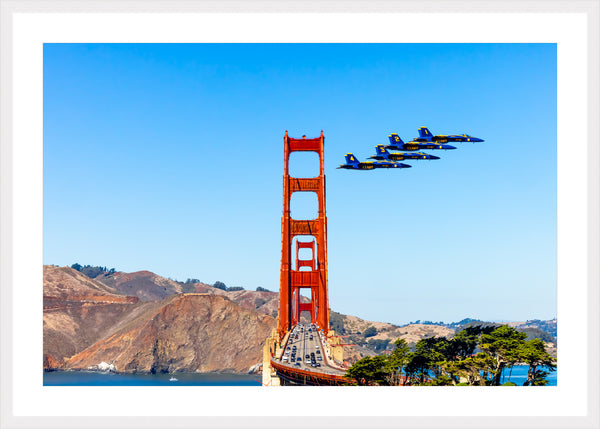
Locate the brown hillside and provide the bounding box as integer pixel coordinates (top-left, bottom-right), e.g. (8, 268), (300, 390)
(98, 270), (185, 302)
(341, 314), (454, 343)
(225, 289), (279, 318)
(44, 265), (122, 302)
(66, 293), (276, 373)
(43, 266), (143, 369)
(97, 268), (282, 317)
(191, 283), (283, 318)
(194, 283), (228, 295)
(330, 313), (455, 365)
(370, 323), (455, 344)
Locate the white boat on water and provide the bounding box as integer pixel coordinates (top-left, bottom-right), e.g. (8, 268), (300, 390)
(169, 377), (178, 382)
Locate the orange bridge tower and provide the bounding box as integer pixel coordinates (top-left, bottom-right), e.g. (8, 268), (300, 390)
(278, 131), (329, 337)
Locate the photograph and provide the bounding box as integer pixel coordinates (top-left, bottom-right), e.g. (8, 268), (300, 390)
(42, 42), (558, 388)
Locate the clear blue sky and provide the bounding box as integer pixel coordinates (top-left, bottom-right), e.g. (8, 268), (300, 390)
(43, 43), (557, 325)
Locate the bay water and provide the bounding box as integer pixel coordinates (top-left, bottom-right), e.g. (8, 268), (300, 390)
(44, 365), (556, 386)
(43, 371), (261, 386)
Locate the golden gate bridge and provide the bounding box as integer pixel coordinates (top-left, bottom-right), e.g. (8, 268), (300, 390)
(262, 131), (352, 386)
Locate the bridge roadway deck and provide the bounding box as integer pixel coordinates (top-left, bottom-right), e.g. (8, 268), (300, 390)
(272, 324), (351, 385)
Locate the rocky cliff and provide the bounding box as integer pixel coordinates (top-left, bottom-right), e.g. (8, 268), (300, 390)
(43, 266), (143, 369)
(66, 293), (276, 373)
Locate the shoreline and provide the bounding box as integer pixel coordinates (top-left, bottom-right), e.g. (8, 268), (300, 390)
(44, 368), (257, 376)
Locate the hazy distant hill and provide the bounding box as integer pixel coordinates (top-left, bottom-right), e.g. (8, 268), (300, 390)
(507, 319), (557, 338)
(397, 317), (557, 341)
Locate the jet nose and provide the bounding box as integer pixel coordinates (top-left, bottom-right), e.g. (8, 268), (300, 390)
(430, 155), (440, 160)
(471, 137), (484, 142)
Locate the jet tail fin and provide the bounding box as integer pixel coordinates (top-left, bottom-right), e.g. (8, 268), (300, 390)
(345, 153), (359, 165)
(418, 127), (433, 140)
(375, 144), (389, 159)
(388, 133), (404, 146)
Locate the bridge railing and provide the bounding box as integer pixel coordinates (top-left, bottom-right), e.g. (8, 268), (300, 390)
(270, 359), (354, 385)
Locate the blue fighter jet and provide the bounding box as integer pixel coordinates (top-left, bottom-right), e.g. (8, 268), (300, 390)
(369, 145), (440, 161)
(337, 153), (411, 170)
(385, 134), (456, 151)
(415, 126), (484, 143)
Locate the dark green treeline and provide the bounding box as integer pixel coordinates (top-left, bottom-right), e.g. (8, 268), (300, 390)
(345, 325), (556, 386)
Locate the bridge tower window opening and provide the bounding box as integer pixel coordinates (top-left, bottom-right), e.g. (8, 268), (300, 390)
(288, 151), (320, 178)
(298, 310), (313, 325)
(290, 191), (319, 221)
(293, 236), (316, 271)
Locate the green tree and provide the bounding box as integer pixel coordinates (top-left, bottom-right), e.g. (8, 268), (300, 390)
(452, 325), (495, 359)
(405, 337), (453, 384)
(404, 338), (444, 385)
(519, 338), (556, 386)
(363, 326), (377, 338)
(444, 353), (496, 385)
(367, 338), (390, 351)
(404, 350), (429, 385)
(213, 281), (227, 290)
(328, 311), (346, 334)
(346, 356), (389, 386)
(80, 265), (106, 278)
(386, 339), (411, 385)
(181, 283), (196, 293)
(480, 325), (527, 386)
(71, 263), (82, 271)
(428, 373), (454, 386)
